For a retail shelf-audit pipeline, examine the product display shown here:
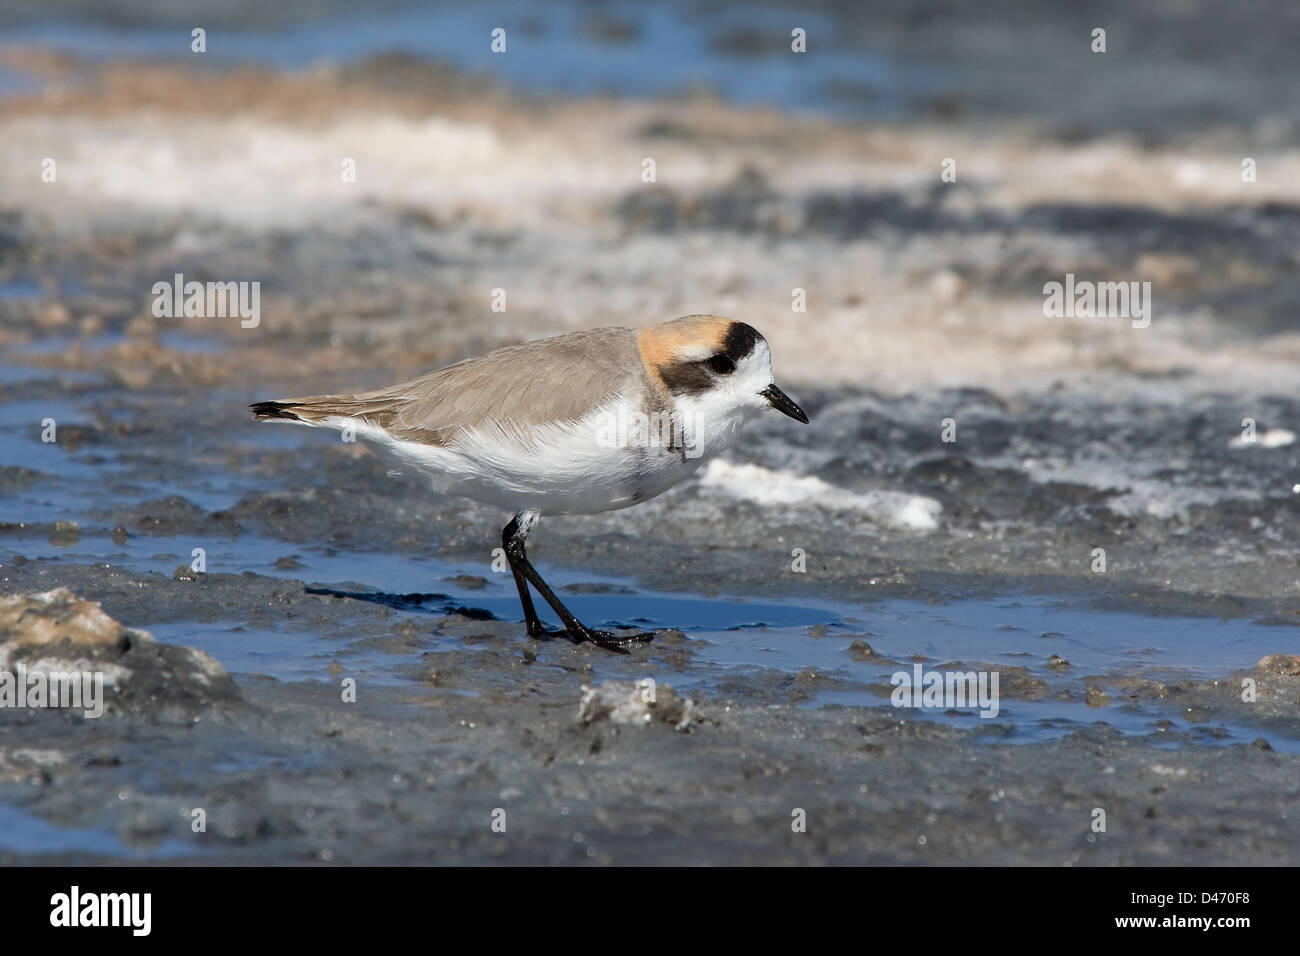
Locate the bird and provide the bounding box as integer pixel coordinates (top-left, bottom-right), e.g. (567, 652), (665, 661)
(250, 314), (809, 652)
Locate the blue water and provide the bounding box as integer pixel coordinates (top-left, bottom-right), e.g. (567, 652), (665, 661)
(0, 802), (200, 859)
(5, 519), (1295, 750)
(0, 0), (952, 118)
(0, 279), (44, 299)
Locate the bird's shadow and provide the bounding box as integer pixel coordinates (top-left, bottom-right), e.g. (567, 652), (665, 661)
(304, 587), (496, 620)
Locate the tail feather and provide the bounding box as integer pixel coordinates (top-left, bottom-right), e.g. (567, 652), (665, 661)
(249, 395), (403, 428)
(249, 400), (308, 422)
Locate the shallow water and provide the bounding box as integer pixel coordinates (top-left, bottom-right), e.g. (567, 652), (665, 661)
(6, 513), (1293, 751)
(0, 802), (199, 858)
(0, 0), (929, 119)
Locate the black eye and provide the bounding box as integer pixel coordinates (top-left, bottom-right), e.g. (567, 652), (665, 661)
(707, 354), (735, 375)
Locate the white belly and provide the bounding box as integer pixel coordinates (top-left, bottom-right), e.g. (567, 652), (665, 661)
(341, 404), (735, 515)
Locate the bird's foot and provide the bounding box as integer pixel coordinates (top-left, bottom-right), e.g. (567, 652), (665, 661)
(524, 620), (654, 652)
(578, 627), (655, 653)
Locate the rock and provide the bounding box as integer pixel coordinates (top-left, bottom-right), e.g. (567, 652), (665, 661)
(578, 680), (694, 731)
(447, 574), (487, 591)
(0, 588), (244, 720)
(1257, 654), (1300, 676)
(995, 665), (1048, 700)
(849, 638), (876, 660)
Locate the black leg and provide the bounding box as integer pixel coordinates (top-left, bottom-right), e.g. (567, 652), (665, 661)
(501, 512), (653, 653)
(502, 515), (548, 639)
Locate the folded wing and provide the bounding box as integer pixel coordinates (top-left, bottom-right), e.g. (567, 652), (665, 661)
(250, 327), (645, 446)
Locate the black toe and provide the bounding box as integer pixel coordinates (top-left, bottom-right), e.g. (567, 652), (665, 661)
(586, 628), (654, 651)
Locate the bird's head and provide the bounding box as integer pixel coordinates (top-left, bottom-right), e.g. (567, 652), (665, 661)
(637, 314), (809, 426)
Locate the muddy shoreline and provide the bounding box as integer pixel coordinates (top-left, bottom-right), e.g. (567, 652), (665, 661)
(3, 568), (1298, 865)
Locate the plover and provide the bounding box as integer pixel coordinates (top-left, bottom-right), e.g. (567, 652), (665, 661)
(251, 314), (808, 651)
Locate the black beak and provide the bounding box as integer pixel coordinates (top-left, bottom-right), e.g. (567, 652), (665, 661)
(761, 384), (809, 424)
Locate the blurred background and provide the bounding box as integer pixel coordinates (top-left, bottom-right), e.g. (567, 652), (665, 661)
(2, 0), (1299, 388)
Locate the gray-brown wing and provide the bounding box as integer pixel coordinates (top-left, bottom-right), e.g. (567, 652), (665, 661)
(251, 328), (645, 445)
